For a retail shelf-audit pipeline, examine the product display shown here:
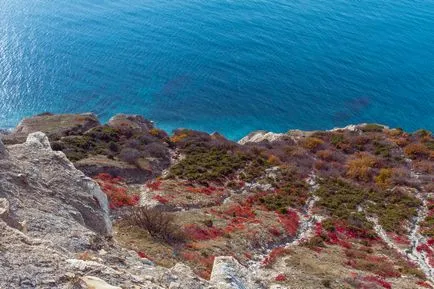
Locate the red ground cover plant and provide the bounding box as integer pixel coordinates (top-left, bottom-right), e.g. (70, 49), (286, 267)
(344, 249), (401, 278)
(416, 243), (434, 267)
(361, 275), (392, 289)
(146, 180), (162, 191)
(277, 210), (299, 236)
(94, 173), (139, 209)
(152, 194), (169, 204)
(137, 251), (153, 261)
(223, 204), (256, 219)
(347, 273), (392, 289)
(275, 274), (287, 282)
(388, 232), (410, 246)
(262, 247), (291, 267)
(417, 281), (433, 288)
(184, 185), (224, 195)
(181, 250), (215, 280)
(184, 224), (224, 241)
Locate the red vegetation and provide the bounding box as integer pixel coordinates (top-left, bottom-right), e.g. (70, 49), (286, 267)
(185, 185), (223, 195)
(275, 274), (287, 282)
(262, 247), (291, 267)
(184, 224), (223, 241)
(137, 251), (153, 261)
(94, 173), (139, 209)
(417, 281), (433, 288)
(361, 275), (392, 289)
(268, 226), (282, 237)
(344, 249), (401, 278)
(224, 204), (256, 219)
(181, 251), (215, 280)
(417, 243), (434, 267)
(277, 210), (299, 236)
(147, 180), (162, 190)
(388, 232), (410, 246)
(153, 194), (169, 204)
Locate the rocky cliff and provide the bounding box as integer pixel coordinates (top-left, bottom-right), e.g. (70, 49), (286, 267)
(1, 114), (433, 289)
(0, 130), (266, 289)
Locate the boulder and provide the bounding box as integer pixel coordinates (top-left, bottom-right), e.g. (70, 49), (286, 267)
(75, 276), (122, 289)
(4, 132), (112, 238)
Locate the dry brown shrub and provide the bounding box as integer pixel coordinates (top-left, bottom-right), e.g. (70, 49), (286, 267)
(346, 152), (377, 181)
(127, 206), (186, 244)
(301, 137), (324, 151)
(404, 142), (429, 159)
(413, 160), (434, 174)
(316, 149), (342, 162)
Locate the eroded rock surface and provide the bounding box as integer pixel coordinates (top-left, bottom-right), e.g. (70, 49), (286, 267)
(0, 134), (258, 289)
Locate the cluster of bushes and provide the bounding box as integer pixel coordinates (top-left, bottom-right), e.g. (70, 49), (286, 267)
(168, 147), (248, 182)
(257, 167), (309, 211)
(315, 178), (420, 234)
(51, 124), (171, 172)
(168, 144), (275, 183)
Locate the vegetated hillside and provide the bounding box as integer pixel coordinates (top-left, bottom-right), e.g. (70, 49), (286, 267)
(3, 114), (434, 289)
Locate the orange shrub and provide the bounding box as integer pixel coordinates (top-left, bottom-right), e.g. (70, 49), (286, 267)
(404, 142), (429, 159)
(413, 160), (434, 174)
(267, 154), (281, 165)
(375, 168), (393, 189)
(302, 137), (324, 151)
(170, 133), (188, 143)
(346, 153), (377, 181)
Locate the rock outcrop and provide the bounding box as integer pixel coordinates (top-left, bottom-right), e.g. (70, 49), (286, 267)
(238, 131), (286, 144)
(0, 132), (260, 289)
(2, 113), (100, 144)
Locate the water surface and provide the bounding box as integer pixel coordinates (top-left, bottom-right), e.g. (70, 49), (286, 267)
(1, 0), (433, 139)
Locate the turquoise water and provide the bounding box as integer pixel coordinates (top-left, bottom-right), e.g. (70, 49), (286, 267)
(1, 0), (433, 140)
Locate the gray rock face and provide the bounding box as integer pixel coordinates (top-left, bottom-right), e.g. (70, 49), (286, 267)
(238, 131), (286, 145)
(210, 257), (266, 289)
(0, 139), (6, 157)
(0, 132), (261, 289)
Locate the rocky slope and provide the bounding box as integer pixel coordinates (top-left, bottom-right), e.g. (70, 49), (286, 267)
(0, 132), (259, 289)
(1, 113), (433, 289)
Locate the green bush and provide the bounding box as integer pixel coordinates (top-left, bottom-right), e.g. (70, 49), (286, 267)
(168, 147), (249, 182)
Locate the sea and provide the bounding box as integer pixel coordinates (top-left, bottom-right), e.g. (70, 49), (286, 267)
(1, 0), (433, 140)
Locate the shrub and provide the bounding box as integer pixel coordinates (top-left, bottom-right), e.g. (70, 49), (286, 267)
(346, 152), (377, 181)
(127, 206), (186, 244)
(404, 143), (430, 159)
(262, 247), (291, 267)
(119, 148), (141, 164)
(168, 147), (249, 182)
(375, 168), (393, 189)
(330, 133), (345, 146)
(144, 142), (169, 159)
(316, 149), (342, 162)
(361, 124), (384, 133)
(184, 224), (223, 241)
(278, 210), (300, 236)
(302, 137), (324, 151)
(94, 173), (139, 209)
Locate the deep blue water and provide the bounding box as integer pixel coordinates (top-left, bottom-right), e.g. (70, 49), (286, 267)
(1, 0), (433, 140)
